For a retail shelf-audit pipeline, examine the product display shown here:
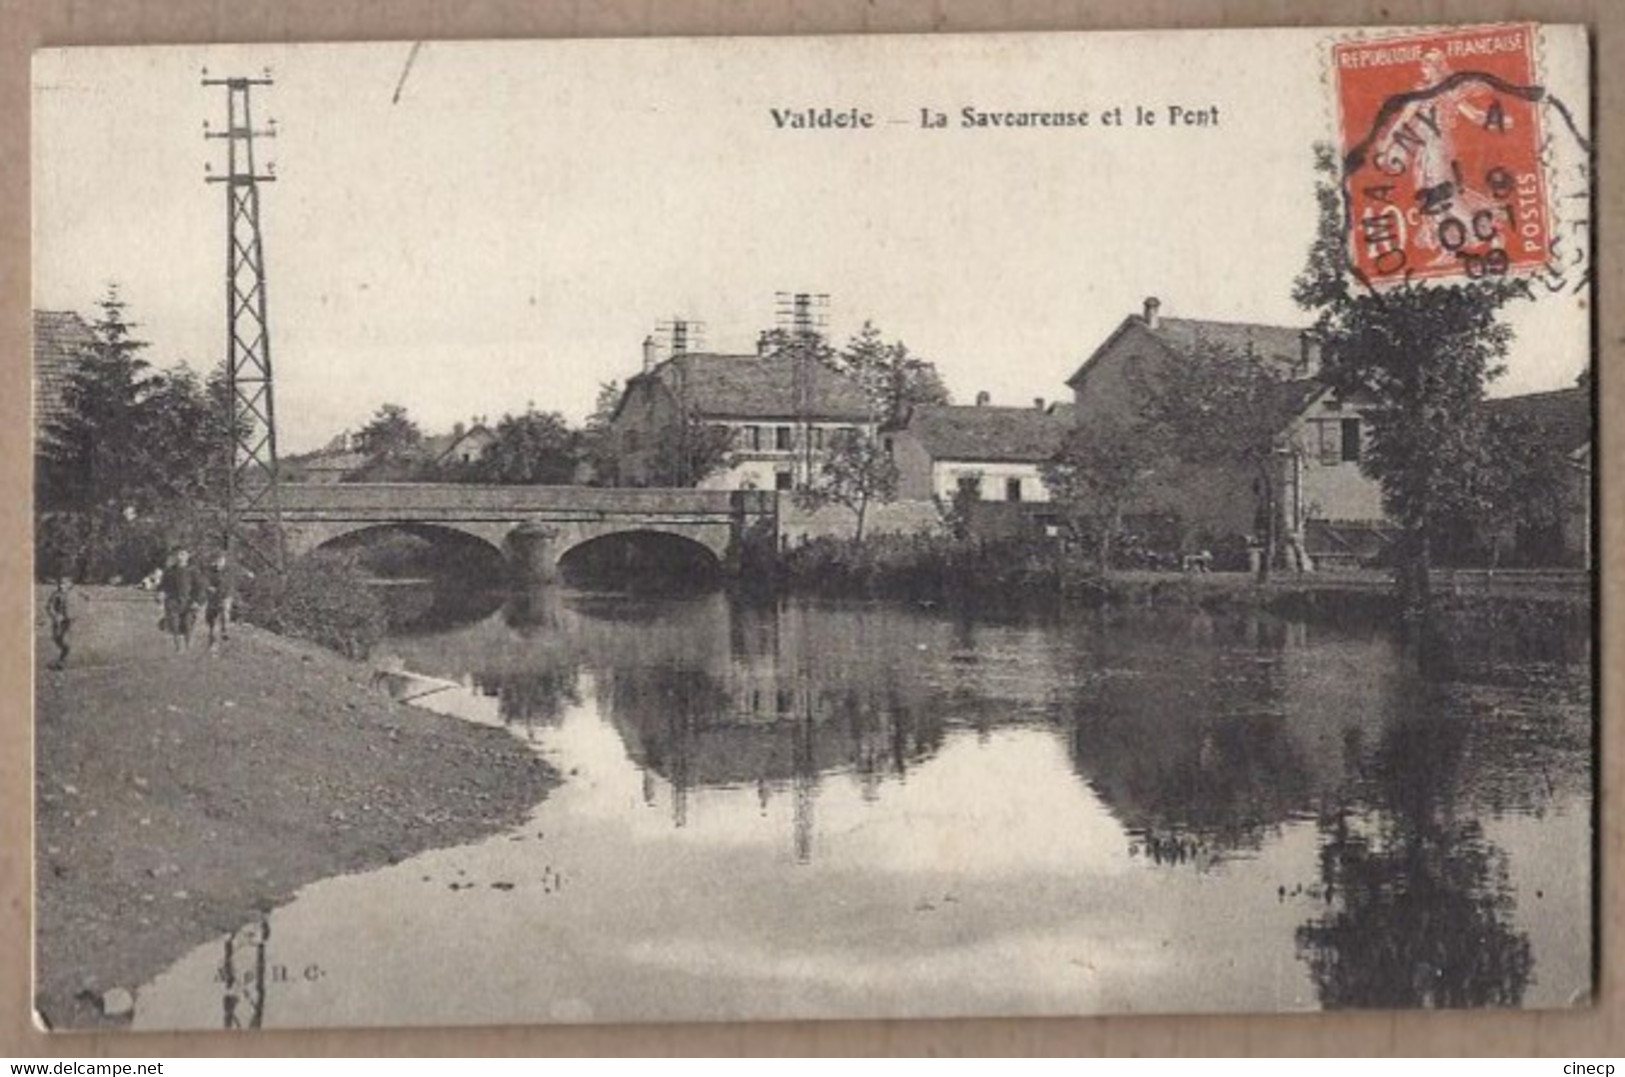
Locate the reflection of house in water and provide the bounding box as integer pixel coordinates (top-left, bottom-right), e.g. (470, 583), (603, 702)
(593, 598), (948, 861)
(1057, 611), (1458, 868)
(1062, 613), (1320, 868)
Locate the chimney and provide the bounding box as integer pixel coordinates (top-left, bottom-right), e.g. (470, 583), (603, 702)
(1033, 397), (1045, 411)
(976, 391), (991, 407)
(642, 334), (658, 374)
(1143, 296), (1162, 329)
(453, 420), (466, 438)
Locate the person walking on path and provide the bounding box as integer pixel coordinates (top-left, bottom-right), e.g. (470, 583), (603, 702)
(205, 551), (245, 652)
(45, 578), (74, 670)
(157, 548), (206, 653)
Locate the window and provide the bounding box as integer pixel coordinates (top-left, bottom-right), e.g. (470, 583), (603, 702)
(1006, 477), (1023, 502)
(1341, 418), (1362, 462)
(744, 425), (762, 451)
(775, 425), (793, 451)
(957, 474), (983, 500)
(812, 427), (826, 450)
(774, 470), (794, 491)
(1317, 421), (1340, 465)
(883, 436), (894, 457)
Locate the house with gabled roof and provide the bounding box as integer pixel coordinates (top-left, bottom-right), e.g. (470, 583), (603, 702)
(280, 431), (373, 484)
(421, 420), (497, 470)
(883, 396), (1070, 505)
(1482, 378), (1592, 567)
(610, 338), (876, 491)
(1065, 298), (1389, 566)
(33, 310), (98, 443)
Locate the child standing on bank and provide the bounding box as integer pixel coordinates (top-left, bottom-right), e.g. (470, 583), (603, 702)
(45, 578), (73, 670)
(157, 548), (206, 653)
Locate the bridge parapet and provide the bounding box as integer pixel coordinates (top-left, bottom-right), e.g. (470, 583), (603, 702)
(254, 484), (780, 579)
(260, 483), (777, 519)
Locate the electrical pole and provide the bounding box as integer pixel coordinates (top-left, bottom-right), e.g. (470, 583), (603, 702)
(204, 68), (285, 571)
(656, 317), (703, 486)
(776, 291), (827, 487)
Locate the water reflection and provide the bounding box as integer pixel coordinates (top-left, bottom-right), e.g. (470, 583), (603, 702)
(600, 663), (947, 856)
(1061, 611), (1315, 868)
(371, 586), (1589, 1010)
(1297, 707), (1533, 1008)
(218, 918), (270, 1030)
(374, 583), (506, 635)
(471, 665), (581, 732)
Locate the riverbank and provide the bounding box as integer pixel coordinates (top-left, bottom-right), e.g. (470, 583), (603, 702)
(32, 586), (559, 1030)
(771, 534), (1591, 616)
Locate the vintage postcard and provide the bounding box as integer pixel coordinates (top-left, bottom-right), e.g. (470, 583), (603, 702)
(30, 25), (1593, 1031)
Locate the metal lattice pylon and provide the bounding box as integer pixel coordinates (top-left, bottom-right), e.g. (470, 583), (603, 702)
(205, 70), (285, 571)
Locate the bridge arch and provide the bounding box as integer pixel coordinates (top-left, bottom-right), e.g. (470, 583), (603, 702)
(287, 520), (511, 571)
(552, 528), (725, 588)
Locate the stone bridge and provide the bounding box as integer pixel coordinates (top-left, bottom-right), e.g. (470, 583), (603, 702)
(246, 484), (779, 580)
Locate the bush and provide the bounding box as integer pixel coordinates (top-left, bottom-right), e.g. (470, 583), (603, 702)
(240, 552), (388, 659)
(35, 508), (207, 585)
(778, 531), (1077, 603)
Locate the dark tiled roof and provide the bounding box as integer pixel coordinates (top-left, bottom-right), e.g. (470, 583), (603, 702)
(1485, 386), (1590, 454)
(280, 449), (373, 478)
(1264, 378), (1330, 430)
(300, 451), (373, 471)
(423, 424), (494, 462)
(1068, 311), (1313, 389)
(33, 310), (97, 434)
(643, 353), (874, 422)
(894, 404), (1069, 463)
(1149, 316), (1310, 372)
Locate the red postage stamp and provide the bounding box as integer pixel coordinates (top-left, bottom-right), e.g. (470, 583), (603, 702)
(1332, 24), (1551, 286)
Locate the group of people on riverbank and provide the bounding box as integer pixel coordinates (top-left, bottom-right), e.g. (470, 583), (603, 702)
(43, 549), (244, 669)
(153, 548), (243, 654)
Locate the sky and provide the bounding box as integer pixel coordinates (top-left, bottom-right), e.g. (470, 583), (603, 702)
(33, 29), (1592, 453)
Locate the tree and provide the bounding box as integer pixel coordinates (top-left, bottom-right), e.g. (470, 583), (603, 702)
(795, 428), (899, 545)
(142, 363), (235, 504)
(1294, 143), (1527, 609)
(836, 321), (950, 425)
(38, 286), (156, 513)
(472, 407), (580, 485)
(1136, 337), (1301, 582)
(646, 415), (736, 487)
(1040, 413), (1163, 574)
(758, 326), (839, 370)
(352, 403), (423, 462)
(578, 380), (623, 485)
(1467, 408), (1581, 566)
(36, 287), (236, 579)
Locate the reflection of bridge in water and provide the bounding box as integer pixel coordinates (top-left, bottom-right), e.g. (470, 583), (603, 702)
(248, 484), (779, 580)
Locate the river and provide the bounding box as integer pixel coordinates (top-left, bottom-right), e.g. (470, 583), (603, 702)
(134, 587), (1593, 1028)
